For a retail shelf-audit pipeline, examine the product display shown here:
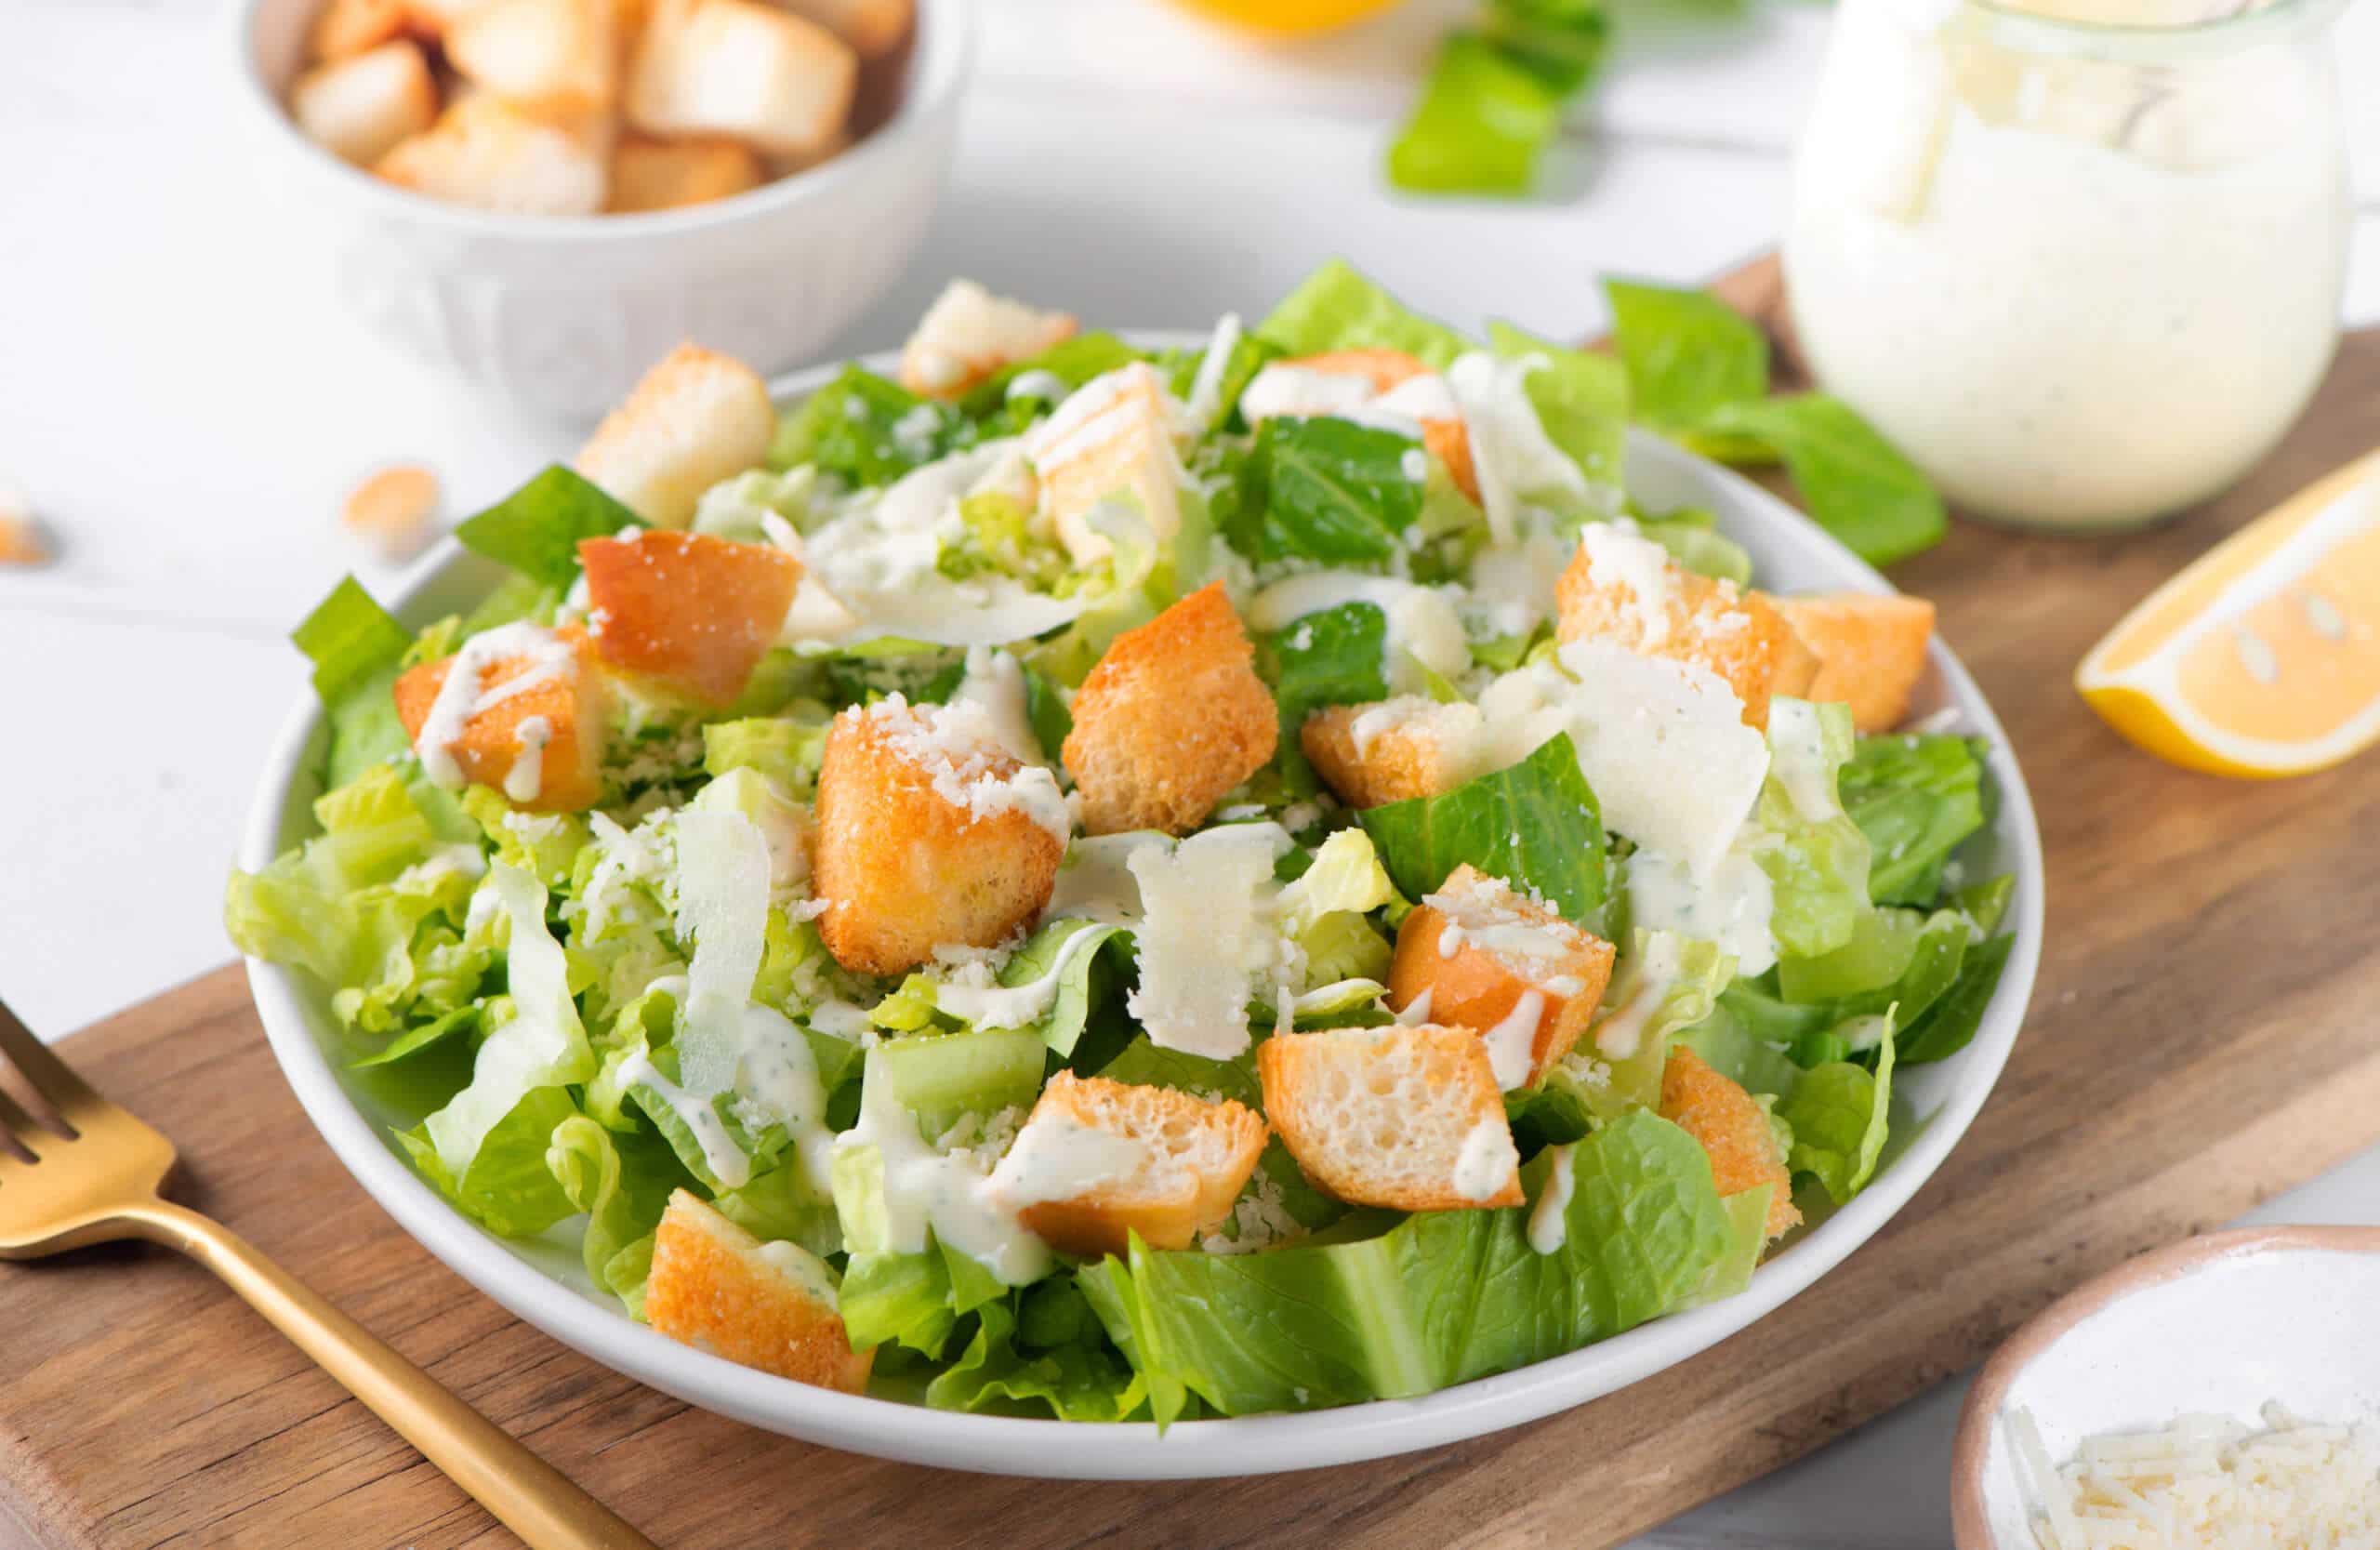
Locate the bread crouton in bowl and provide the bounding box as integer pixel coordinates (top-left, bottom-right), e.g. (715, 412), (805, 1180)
(225, 0), (972, 418)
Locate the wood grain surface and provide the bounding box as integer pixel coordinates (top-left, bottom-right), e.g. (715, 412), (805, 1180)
(8, 266), (2380, 1550)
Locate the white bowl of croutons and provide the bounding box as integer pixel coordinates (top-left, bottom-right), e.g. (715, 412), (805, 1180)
(227, 0), (972, 418)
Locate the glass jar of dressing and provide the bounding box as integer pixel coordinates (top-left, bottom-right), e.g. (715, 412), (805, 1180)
(1784, 0), (2351, 532)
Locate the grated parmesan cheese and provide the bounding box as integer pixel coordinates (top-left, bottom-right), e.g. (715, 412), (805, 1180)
(2013, 1403), (2380, 1550)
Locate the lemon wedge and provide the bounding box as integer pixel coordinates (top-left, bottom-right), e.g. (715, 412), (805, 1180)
(2077, 447), (2380, 777)
(1168, 0), (1405, 34)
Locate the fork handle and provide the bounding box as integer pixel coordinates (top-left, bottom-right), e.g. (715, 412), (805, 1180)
(122, 1200), (657, 1550)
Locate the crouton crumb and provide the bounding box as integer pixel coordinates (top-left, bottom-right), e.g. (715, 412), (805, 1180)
(341, 464), (442, 564)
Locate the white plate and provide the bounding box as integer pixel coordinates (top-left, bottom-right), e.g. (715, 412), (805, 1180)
(240, 348), (2045, 1480)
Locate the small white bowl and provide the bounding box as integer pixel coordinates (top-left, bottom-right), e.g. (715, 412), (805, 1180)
(1951, 1225), (2380, 1549)
(223, 0), (974, 419)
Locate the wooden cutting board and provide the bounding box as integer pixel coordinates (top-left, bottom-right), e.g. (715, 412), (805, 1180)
(10, 258), (2380, 1550)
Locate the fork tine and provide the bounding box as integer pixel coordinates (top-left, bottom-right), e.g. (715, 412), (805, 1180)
(0, 1086), (42, 1160)
(0, 997), (99, 1125)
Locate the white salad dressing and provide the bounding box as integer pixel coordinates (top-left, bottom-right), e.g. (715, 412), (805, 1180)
(934, 922), (1112, 1029)
(1574, 523), (1678, 647)
(1626, 843), (1778, 977)
(426, 865), (587, 1176)
(1247, 570), (1472, 696)
(1593, 934), (1696, 1061)
(1766, 699), (1844, 823)
(1395, 987), (1435, 1025)
(1479, 990), (1547, 1091)
(1527, 1145), (1579, 1254)
(1041, 832), (1171, 926)
(1177, 312), (1245, 437)
(411, 622), (576, 791)
(753, 1239), (841, 1306)
(1004, 369), (1073, 404)
(953, 645), (1050, 768)
(835, 1047), (1052, 1284)
(503, 715), (551, 803)
(985, 1114), (1148, 1208)
(1124, 823), (1294, 1060)
(1451, 1118), (1520, 1202)
(1785, 0), (2347, 527)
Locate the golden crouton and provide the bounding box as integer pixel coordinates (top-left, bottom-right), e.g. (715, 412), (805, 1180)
(444, 0), (616, 113)
(1659, 1047), (1800, 1241)
(391, 624), (608, 812)
(626, 0), (856, 159)
(1300, 696), (1488, 810)
(605, 134), (763, 213)
(309, 0), (410, 60)
(403, 0), (496, 38)
(578, 530), (800, 705)
(775, 0), (912, 57)
(340, 464), (442, 563)
(1062, 583), (1278, 837)
(374, 94), (609, 218)
(1386, 865), (1616, 1089)
(813, 698), (1065, 976)
(574, 343), (776, 528)
(291, 39), (439, 166)
(1256, 1024), (1523, 1212)
(645, 1191), (873, 1392)
(990, 1074), (1267, 1257)
(1030, 363), (1183, 565)
(1556, 523), (1815, 729)
(898, 280), (1078, 401)
(1278, 349), (1476, 502)
(1775, 592), (1937, 734)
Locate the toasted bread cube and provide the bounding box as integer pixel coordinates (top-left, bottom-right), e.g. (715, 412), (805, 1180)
(645, 1191), (873, 1391)
(1029, 364), (1183, 565)
(291, 39), (439, 166)
(626, 0), (856, 158)
(774, 0), (911, 56)
(1660, 1048), (1800, 1241)
(813, 696), (1065, 975)
(898, 280), (1078, 401)
(1775, 592), (1937, 734)
(1258, 1024), (1521, 1211)
(1300, 696), (1489, 810)
(1061, 583), (1277, 837)
(403, 0), (497, 36)
(444, 0), (615, 112)
(988, 1074), (1267, 1257)
(340, 463), (442, 563)
(578, 530), (800, 705)
(1556, 523), (1813, 729)
(310, 0), (410, 60)
(1277, 349), (1477, 503)
(574, 343), (775, 528)
(392, 624), (608, 811)
(1387, 865), (1616, 1090)
(374, 94), (607, 217)
(605, 134), (763, 213)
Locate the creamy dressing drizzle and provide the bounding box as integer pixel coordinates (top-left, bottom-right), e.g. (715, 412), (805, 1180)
(1042, 832), (1171, 926)
(413, 622), (575, 791)
(985, 1115), (1148, 1208)
(1247, 570), (1471, 696)
(836, 1047), (1052, 1284)
(503, 715), (550, 803)
(1451, 1118), (1520, 1202)
(1178, 313), (1244, 436)
(1479, 990), (1547, 1091)
(953, 646), (1048, 769)
(1395, 987), (1435, 1026)
(935, 922), (1110, 1030)
(1626, 842), (1778, 978)
(1527, 1145), (1578, 1254)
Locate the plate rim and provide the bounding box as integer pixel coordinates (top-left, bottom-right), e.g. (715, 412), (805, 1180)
(238, 343), (2046, 1480)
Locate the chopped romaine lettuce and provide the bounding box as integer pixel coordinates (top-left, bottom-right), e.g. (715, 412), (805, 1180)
(454, 465), (641, 587)
(1359, 733), (1607, 922)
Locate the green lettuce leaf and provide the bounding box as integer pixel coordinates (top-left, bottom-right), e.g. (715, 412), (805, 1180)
(959, 332), (1147, 418)
(1255, 259), (1474, 370)
(1386, 31), (1568, 196)
(1562, 929), (1735, 1117)
(1777, 1019), (1896, 1204)
(1698, 395), (1947, 567)
(289, 576), (416, 786)
(546, 1115), (689, 1305)
(1636, 512), (1753, 586)
(398, 1084), (582, 1238)
(1237, 417), (1428, 566)
(712, 1153), (842, 1262)
(1264, 602), (1391, 788)
(702, 715), (830, 795)
(1752, 700), (1872, 961)
(1359, 733), (1607, 921)
(1897, 931), (2013, 1066)
(454, 465), (641, 587)
(1078, 1110), (1727, 1416)
(923, 1295), (1147, 1422)
(769, 364), (968, 485)
(1604, 278), (1768, 437)
(1841, 733), (1989, 906)
(840, 1238), (1009, 1358)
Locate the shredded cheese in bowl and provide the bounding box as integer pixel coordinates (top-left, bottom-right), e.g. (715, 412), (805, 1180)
(2013, 1403), (2380, 1550)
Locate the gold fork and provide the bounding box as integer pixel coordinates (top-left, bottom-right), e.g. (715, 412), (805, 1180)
(0, 996), (657, 1550)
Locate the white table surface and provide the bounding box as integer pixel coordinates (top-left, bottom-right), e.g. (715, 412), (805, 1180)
(4, 0), (2377, 1543)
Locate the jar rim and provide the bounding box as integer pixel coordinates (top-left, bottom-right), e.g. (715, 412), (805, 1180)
(1962, 0), (2346, 58)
